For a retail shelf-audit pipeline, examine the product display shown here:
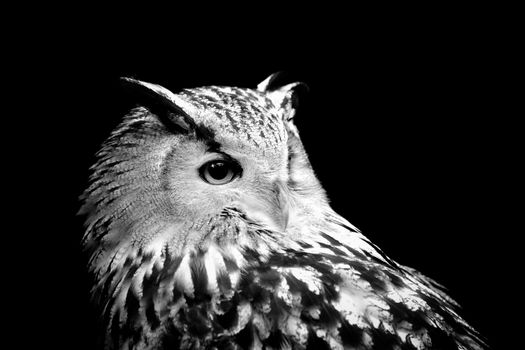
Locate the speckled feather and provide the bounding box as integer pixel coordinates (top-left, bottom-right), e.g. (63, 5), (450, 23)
(80, 75), (488, 350)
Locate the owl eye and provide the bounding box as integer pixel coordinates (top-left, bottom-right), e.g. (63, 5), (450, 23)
(199, 160), (241, 185)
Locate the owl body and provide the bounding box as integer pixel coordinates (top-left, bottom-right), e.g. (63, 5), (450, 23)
(80, 75), (487, 349)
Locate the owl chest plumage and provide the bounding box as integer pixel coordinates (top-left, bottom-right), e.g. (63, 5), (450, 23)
(90, 215), (484, 350)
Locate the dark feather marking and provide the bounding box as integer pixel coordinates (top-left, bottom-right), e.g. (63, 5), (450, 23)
(384, 269), (406, 289)
(186, 305), (212, 337)
(222, 110), (241, 132)
(218, 299), (234, 314)
(94, 264), (118, 305)
(123, 264), (140, 286)
(268, 294), (291, 323)
(421, 292), (486, 347)
(318, 242), (349, 257)
(189, 253), (209, 300)
(382, 294), (474, 349)
(120, 78), (195, 135)
(216, 295), (240, 330)
(284, 273), (308, 295)
(320, 233), (345, 247)
(233, 320), (254, 349)
(319, 251), (357, 266)
(124, 286), (140, 328)
(265, 328), (289, 349)
(170, 287), (184, 312)
(223, 255), (239, 273)
(91, 166), (128, 179)
(363, 238), (400, 269)
(296, 240), (313, 249)
(350, 261), (388, 293)
(160, 321), (183, 349)
(339, 245), (369, 262)
(159, 249), (183, 284)
(214, 338), (240, 350)
(305, 328), (331, 350)
(144, 300), (160, 331)
(122, 119), (147, 133)
(385, 299), (430, 331)
(368, 327), (415, 350)
(257, 268), (282, 289)
(123, 255), (134, 268)
(331, 220), (362, 235)
(142, 263), (162, 330)
(242, 247), (262, 262)
(263, 252), (343, 304)
(286, 275), (326, 314)
(338, 322), (364, 347)
(419, 325), (459, 350)
(109, 141), (139, 149)
(320, 277), (340, 302)
(195, 122), (221, 151)
(110, 308), (121, 349)
(243, 279), (271, 310)
(217, 271), (233, 295)
(316, 303), (341, 328)
(97, 159), (123, 169)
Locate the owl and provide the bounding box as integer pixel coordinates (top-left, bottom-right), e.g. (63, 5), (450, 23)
(79, 73), (488, 350)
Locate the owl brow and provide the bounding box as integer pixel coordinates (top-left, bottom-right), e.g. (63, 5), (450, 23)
(194, 123), (221, 152)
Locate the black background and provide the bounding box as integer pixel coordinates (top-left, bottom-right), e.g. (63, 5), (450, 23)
(20, 7), (516, 349)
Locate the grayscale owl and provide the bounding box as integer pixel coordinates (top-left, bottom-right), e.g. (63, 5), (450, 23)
(79, 74), (488, 350)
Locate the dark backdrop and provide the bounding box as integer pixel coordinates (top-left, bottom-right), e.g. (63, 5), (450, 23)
(26, 11), (514, 349)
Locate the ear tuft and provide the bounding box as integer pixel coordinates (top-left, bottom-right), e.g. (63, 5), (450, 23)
(279, 82), (309, 110)
(257, 71), (286, 92)
(265, 81), (309, 122)
(120, 77), (197, 134)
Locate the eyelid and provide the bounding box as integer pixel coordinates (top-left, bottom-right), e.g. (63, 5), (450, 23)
(203, 152), (242, 171)
(201, 151), (228, 163)
(205, 150), (233, 160)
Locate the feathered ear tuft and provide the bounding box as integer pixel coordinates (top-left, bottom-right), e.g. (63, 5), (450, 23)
(257, 71), (287, 92)
(120, 77), (197, 134)
(257, 73), (309, 122)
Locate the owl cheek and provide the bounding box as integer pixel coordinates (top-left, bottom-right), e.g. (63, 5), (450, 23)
(177, 186), (238, 218)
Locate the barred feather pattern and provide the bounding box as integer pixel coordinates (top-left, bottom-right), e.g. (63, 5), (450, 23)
(81, 77), (488, 349)
(89, 209), (486, 350)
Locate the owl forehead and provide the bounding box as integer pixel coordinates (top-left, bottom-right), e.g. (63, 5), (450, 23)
(177, 86), (287, 153)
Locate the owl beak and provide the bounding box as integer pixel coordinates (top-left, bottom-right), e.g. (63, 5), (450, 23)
(238, 181), (290, 232)
(274, 181), (290, 231)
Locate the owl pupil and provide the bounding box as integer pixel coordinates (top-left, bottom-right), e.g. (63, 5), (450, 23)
(208, 162), (228, 180)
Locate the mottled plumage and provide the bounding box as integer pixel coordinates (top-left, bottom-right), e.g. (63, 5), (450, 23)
(79, 74), (488, 349)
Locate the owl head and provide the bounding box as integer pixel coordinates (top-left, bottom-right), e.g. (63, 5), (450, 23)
(80, 73), (329, 275)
